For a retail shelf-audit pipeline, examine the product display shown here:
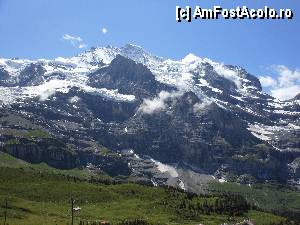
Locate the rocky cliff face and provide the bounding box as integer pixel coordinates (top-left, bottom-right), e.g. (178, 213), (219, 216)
(0, 134), (130, 176)
(0, 44), (299, 191)
(2, 138), (78, 169)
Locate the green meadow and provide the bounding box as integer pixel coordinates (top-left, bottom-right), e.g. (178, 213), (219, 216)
(0, 152), (297, 225)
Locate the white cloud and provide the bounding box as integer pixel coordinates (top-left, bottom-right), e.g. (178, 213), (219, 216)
(193, 99), (212, 112)
(138, 91), (181, 114)
(270, 85), (300, 101)
(259, 76), (277, 87)
(23, 79), (71, 101)
(274, 65), (300, 87)
(260, 65), (300, 101)
(69, 96), (81, 103)
(62, 34), (87, 49)
(213, 63), (242, 88)
(101, 28), (108, 34)
(63, 34), (82, 42)
(78, 43), (87, 49)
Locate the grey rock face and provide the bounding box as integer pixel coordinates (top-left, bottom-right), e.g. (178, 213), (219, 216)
(18, 63), (46, 86)
(88, 55), (175, 99)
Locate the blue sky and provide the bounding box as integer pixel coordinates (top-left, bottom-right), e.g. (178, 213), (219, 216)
(0, 0), (299, 99)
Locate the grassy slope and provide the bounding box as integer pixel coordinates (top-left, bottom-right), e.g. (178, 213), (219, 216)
(0, 152), (291, 225)
(209, 181), (300, 215)
(0, 151), (92, 179)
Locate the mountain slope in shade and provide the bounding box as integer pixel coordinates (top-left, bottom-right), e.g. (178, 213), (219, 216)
(0, 44), (299, 192)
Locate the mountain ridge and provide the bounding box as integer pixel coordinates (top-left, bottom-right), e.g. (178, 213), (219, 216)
(0, 44), (299, 191)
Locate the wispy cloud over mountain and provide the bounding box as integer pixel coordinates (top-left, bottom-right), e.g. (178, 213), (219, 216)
(62, 34), (87, 49)
(260, 65), (300, 101)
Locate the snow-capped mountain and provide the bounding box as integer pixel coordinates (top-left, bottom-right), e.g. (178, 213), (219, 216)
(0, 44), (299, 191)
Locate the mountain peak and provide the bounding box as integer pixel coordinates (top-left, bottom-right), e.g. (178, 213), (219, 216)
(181, 53), (202, 63)
(123, 43), (144, 50)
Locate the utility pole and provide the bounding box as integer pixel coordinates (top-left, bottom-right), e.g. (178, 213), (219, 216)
(71, 197), (74, 225)
(3, 199), (7, 225)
